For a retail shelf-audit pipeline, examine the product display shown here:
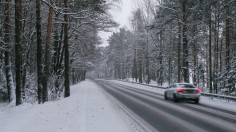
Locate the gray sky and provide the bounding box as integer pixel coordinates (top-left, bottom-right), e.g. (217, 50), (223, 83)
(99, 0), (134, 47)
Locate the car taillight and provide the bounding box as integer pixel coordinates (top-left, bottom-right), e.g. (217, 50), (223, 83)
(196, 88), (201, 93)
(177, 88), (185, 92)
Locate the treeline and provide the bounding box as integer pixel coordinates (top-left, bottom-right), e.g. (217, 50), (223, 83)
(95, 0), (236, 95)
(0, 0), (117, 104)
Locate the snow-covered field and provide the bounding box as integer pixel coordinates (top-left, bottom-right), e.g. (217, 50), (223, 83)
(0, 80), (133, 132)
(1, 79), (236, 132)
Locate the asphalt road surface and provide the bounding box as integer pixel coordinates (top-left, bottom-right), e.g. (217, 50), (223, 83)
(95, 80), (236, 132)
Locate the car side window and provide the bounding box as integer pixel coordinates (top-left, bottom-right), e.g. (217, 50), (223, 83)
(173, 84), (177, 88)
(169, 85), (174, 88)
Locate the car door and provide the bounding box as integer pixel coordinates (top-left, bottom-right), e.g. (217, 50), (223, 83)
(169, 84), (177, 99)
(166, 84), (174, 98)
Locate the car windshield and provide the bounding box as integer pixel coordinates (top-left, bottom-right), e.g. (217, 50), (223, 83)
(179, 84), (196, 88)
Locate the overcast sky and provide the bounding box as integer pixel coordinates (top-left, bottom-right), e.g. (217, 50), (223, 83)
(99, 0), (135, 47)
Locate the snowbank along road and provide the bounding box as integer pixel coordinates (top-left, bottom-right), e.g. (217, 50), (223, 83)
(95, 80), (236, 132)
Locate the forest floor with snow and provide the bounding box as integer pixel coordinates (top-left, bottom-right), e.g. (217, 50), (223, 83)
(0, 79), (236, 132)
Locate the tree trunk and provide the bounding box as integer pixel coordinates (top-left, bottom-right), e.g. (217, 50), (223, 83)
(168, 26), (173, 85)
(64, 0), (70, 98)
(193, 39), (197, 84)
(234, 21), (236, 57)
(53, 25), (59, 74)
(132, 48), (137, 82)
(168, 47), (172, 85)
(4, 0), (15, 102)
(54, 23), (64, 95)
(214, 13), (220, 94)
(15, 0), (23, 106)
(52, 0), (61, 73)
(220, 38), (223, 73)
(193, 24), (198, 84)
(159, 32), (163, 86)
(225, 4), (232, 91)
(146, 30), (150, 84)
(0, 0), (3, 95)
(42, 0), (54, 103)
(182, 1), (189, 83)
(225, 4), (230, 70)
(178, 21), (181, 82)
(36, 0), (43, 104)
(83, 70), (86, 81)
(138, 49), (142, 83)
(208, 11), (213, 93)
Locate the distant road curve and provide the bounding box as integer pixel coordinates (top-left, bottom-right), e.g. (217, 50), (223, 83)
(95, 80), (236, 132)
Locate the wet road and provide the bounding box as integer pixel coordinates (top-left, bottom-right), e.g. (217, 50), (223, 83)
(95, 80), (236, 132)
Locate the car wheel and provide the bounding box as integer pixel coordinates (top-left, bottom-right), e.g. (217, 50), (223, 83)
(194, 99), (199, 104)
(164, 92), (168, 100)
(173, 94), (179, 102)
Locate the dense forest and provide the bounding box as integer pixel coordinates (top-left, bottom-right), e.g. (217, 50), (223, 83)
(0, 0), (117, 104)
(93, 0), (236, 96)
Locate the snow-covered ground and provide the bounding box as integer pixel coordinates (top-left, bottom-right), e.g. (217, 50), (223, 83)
(0, 80), (133, 132)
(1, 79), (236, 132)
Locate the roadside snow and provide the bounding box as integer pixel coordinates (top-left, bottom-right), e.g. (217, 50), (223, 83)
(200, 96), (236, 112)
(0, 80), (133, 132)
